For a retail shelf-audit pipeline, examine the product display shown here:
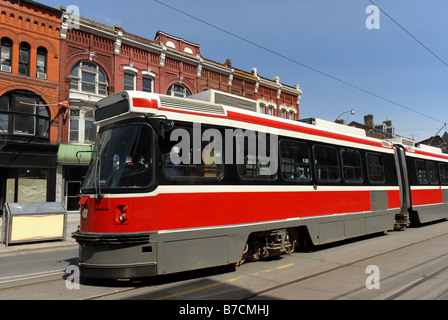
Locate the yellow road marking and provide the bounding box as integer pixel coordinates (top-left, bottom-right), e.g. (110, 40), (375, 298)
(154, 263), (295, 300)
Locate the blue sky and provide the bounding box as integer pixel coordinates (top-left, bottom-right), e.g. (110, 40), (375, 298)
(39, 0), (448, 141)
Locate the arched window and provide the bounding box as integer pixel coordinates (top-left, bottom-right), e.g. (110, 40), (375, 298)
(36, 46), (47, 79)
(70, 61), (108, 96)
(0, 90), (50, 138)
(19, 42), (31, 76)
(0, 37), (12, 73)
(167, 84), (191, 97)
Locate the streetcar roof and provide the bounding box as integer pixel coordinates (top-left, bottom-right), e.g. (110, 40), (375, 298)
(94, 91), (448, 161)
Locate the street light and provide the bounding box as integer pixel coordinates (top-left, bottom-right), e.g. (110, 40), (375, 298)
(335, 108), (355, 122)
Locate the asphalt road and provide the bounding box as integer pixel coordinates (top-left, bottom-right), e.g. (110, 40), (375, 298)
(1, 219), (448, 305)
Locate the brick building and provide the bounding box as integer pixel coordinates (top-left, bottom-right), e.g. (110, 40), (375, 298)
(1, 1), (302, 210)
(0, 0), (62, 205)
(56, 12), (302, 211)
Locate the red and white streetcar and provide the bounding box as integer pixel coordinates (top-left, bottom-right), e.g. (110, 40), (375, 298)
(73, 91), (448, 279)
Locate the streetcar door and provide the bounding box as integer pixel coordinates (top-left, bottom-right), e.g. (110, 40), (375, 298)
(393, 144), (411, 229)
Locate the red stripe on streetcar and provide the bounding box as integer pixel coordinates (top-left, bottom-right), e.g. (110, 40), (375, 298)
(133, 98), (158, 109)
(411, 189), (443, 206)
(80, 189), (401, 234)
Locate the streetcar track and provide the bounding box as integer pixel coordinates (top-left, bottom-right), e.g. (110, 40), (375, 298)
(241, 230), (448, 300)
(0, 269), (64, 285)
(384, 262), (448, 300)
(84, 230), (448, 300)
(2, 229), (448, 299)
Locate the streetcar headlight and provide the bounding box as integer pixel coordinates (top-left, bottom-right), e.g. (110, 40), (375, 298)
(118, 213), (128, 223)
(81, 207), (89, 220)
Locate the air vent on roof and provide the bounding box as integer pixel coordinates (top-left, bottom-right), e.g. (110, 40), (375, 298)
(159, 95), (226, 115)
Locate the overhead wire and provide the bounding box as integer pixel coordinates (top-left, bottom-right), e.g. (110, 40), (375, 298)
(368, 0), (448, 69)
(154, 0), (445, 125)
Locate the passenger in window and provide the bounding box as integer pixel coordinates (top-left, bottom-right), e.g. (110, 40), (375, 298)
(298, 169), (307, 180)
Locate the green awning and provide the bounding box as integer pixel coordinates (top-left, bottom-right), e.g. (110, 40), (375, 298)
(57, 144), (93, 164)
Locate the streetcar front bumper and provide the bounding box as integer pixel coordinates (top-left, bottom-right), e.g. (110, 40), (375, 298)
(72, 231), (157, 279)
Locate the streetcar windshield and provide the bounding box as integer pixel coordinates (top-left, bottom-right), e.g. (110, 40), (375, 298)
(81, 124), (153, 192)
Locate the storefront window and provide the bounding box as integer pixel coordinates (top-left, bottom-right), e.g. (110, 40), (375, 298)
(5, 168), (47, 203)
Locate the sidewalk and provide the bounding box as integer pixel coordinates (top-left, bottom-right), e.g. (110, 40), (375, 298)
(0, 213), (79, 255)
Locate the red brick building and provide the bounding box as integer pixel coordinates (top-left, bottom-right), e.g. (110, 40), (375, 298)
(0, 0), (62, 204)
(1, 1), (302, 209)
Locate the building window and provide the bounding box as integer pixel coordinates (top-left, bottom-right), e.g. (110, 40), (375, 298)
(0, 90), (50, 138)
(289, 111), (294, 120)
(69, 110), (79, 142)
(268, 106), (274, 116)
(84, 110), (96, 143)
(259, 103), (266, 114)
(69, 107), (97, 144)
(124, 71), (136, 90)
(19, 42), (31, 76)
(36, 47), (47, 79)
(70, 61), (108, 96)
(167, 84), (191, 97)
(142, 76), (153, 92)
(1, 37), (12, 73)
(281, 109), (286, 118)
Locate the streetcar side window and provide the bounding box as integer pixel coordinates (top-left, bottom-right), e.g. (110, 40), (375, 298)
(366, 152), (385, 183)
(415, 160), (428, 184)
(164, 125), (223, 179)
(439, 163), (448, 185)
(427, 161), (439, 185)
(313, 145), (339, 182)
(341, 148), (363, 183)
(237, 132), (277, 180)
(280, 140), (311, 181)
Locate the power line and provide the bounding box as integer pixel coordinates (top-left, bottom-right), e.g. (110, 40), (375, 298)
(368, 0), (448, 69)
(154, 0), (445, 125)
